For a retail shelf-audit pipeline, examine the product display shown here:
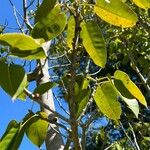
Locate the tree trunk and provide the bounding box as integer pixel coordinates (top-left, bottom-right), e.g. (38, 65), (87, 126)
(37, 42), (64, 150)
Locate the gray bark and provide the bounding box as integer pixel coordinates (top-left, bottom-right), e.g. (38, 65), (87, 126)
(37, 41), (64, 150)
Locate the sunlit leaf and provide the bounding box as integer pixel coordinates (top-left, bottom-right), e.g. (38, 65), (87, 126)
(81, 20), (106, 67)
(67, 16), (75, 48)
(0, 62), (27, 100)
(94, 82), (121, 120)
(0, 33), (46, 59)
(32, 6), (67, 41)
(94, 0), (138, 27)
(114, 70), (147, 106)
(132, 0), (150, 9)
(35, 0), (57, 23)
(0, 120), (19, 149)
(26, 112), (49, 147)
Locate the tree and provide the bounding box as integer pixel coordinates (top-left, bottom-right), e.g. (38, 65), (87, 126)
(0, 0), (149, 149)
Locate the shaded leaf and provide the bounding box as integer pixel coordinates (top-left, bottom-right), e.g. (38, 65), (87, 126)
(0, 33), (46, 60)
(67, 16), (75, 48)
(94, 0), (138, 27)
(122, 97), (139, 118)
(34, 82), (57, 95)
(32, 6), (67, 41)
(76, 89), (90, 118)
(114, 70), (147, 106)
(132, 0), (150, 9)
(94, 82), (121, 120)
(35, 0), (57, 23)
(75, 76), (90, 118)
(81, 20), (106, 67)
(0, 62), (27, 100)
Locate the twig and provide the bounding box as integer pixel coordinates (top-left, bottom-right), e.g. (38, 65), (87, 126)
(104, 143), (115, 150)
(130, 61), (150, 94)
(23, 0), (33, 30)
(120, 121), (137, 150)
(8, 0), (24, 33)
(88, 68), (102, 76)
(129, 123), (141, 150)
(49, 64), (71, 69)
(53, 93), (70, 116)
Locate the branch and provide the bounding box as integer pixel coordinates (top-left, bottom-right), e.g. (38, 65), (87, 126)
(24, 88), (70, 123)
(119, 121), (137, 150)
(23, 0), (33, 30)
(129, 123), (141, 150)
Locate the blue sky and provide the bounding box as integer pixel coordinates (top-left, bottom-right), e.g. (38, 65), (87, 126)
(0, 0), (43, 149)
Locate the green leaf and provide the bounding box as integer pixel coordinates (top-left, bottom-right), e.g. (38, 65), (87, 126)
(35, 0), (57, 23)
(0, 120), (20, 149)
(94, 0), (138, 28)
(34, 82), (57, 95)
(0, 62), (27, 100)
(132, 0), (150, 9)
(143, 136), (150, 141)
(26, 113), (49, 147)
(81, 20), (106, 67)
(0, 33), (46, 60)
(74, 76), (90, 117)
(76, 89), (90, 118)
(114, 70), (147, 106)
(122, 97), (139, 118)
(32, 6), (67, 41)
(94, 82), (121, 120)
(67, 16), (75, 48)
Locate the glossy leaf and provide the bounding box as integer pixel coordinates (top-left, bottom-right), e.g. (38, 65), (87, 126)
(34, 82), (57, 95)
(81, 20), (106, 67)
(114, 70), (147, 106)
(0, 62), (27, 100)
(67, 16), (75, 48)
(0, 120), (19, 149)
(132, 0), (150, 9)
(26, 112), (49, 147)
(35, 0), (57, 23)
(32, 6), (67, 41)
(94, 0), (138, 28)
(94, 82), (121, 120)
(0, 33), (46, 59)
(122, 97), (139, 118)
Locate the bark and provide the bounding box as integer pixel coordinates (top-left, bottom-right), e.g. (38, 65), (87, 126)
(37, 42), (64, 150)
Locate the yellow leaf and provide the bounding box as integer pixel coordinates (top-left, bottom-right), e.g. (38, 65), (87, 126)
(94, 0), (138, 28)
(132, 0), (150, 9)
(114, 70), (147, 106)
